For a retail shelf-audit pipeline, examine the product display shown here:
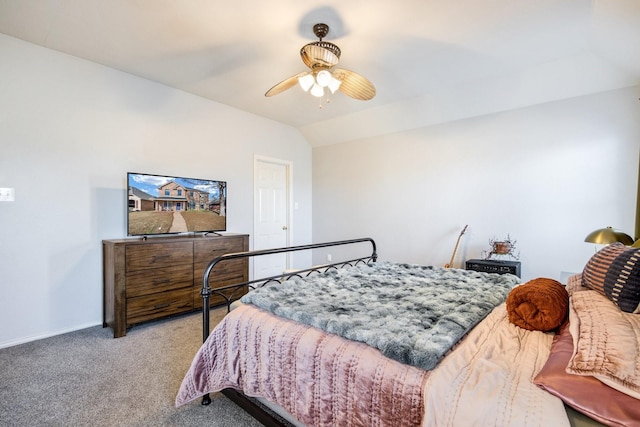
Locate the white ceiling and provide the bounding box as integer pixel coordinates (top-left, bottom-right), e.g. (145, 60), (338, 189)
(1, 0), (639, 146)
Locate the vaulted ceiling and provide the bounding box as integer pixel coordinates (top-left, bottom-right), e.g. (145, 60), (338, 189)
(1, 0), (638, 146)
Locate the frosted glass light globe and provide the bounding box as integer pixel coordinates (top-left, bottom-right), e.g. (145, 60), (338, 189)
(298, 74), (314, 91)
(310, 83), (324, 97)
(316, 70), (332, 87)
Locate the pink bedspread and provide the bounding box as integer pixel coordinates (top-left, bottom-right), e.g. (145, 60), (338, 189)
(176, 304), (428, 426)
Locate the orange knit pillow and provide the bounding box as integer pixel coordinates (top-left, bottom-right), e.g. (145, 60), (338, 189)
(506, 278), (569, 332)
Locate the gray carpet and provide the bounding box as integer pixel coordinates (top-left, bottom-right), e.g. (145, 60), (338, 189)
(0, 308), (263, 427)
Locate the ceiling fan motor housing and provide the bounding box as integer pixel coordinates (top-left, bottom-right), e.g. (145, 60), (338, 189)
(300, 41), (341, 68)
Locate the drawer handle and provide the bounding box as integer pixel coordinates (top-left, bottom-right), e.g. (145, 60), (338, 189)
(151, 255), (170, 263)
(153, 303), (170, 309)
(153, 279), (171, 286)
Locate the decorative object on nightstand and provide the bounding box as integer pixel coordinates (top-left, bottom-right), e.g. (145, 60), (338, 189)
(466, 234), (521, 277)
(482, 234), (520, 260)
(584, 226), (633, 246)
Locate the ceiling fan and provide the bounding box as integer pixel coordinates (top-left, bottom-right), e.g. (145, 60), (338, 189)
(265, 23), (376, 101)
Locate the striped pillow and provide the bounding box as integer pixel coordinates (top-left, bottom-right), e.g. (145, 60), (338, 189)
(582, 242), (640, 313)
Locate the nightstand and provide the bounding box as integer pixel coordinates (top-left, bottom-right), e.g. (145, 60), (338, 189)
(465, 259), (521, 278)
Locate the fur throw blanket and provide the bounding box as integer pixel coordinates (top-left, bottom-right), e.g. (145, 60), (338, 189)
(241, 262), (519, 370)
(506, 278), (568, 331)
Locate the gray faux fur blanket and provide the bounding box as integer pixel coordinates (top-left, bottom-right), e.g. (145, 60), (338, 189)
(241, 262), (520, 370)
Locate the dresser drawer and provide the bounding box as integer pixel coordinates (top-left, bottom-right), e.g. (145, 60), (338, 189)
(126, 287), (193, 324)
(195, 258), (247, 285)
(194, 258), (248, 309)
(126, 242), (193, 272)
(126, 264), (193, 298)
(194, 238), (245, 264)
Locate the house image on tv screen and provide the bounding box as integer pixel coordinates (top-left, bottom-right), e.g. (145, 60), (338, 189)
(127, 173), (227, 235)
(130, 181), (207, 212)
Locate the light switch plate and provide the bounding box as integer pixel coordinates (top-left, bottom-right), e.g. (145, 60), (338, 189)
(0, 188), (15, 202)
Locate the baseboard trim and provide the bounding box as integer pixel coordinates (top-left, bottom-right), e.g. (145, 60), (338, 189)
(0, 321), (102, 349)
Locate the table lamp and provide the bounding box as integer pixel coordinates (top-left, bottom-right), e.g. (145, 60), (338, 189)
(584, 226), (634, 246)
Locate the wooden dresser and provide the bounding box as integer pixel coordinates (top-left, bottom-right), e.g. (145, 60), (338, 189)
(103, 233), (249, 338)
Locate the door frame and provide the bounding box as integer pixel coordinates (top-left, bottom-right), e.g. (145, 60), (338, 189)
(253, 155), (293, 274)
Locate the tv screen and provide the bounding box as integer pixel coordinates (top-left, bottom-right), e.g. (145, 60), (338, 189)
(127, 172), (227, 236)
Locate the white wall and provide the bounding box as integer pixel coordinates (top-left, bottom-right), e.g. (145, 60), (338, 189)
(313, 87), (640, 282)
(3, 31), (639, 349)
(0, 34), (312, 348)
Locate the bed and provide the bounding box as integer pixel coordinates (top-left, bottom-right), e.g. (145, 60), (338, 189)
(176, 238), (640, 427)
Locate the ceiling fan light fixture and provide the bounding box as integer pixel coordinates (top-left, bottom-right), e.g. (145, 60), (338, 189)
(316, 69), (332, 87)
(327, 74), (342, 93)
(298, 73), (314, 91)
(310, 83), (324, 98)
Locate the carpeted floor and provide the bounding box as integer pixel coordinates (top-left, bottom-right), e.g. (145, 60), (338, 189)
(0, 308), (263, 427)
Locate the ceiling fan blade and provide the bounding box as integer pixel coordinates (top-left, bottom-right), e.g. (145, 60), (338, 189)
(332, 68), (376, 100)
(265, 72), (308, 97)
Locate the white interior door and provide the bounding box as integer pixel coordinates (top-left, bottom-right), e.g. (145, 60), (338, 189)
(254, 156), (291, 278)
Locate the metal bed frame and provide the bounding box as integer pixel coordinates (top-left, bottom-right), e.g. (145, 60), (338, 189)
(198, 237), (377, 425)
(194, 238), (604, 427)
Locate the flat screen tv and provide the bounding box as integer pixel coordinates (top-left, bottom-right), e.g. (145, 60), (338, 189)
(127, 172), (227, 236)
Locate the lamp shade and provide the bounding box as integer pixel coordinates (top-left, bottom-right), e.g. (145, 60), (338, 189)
(584, 226), (634, 245)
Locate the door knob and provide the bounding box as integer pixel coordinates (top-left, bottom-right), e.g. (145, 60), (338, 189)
(282, 226), (288, 230)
